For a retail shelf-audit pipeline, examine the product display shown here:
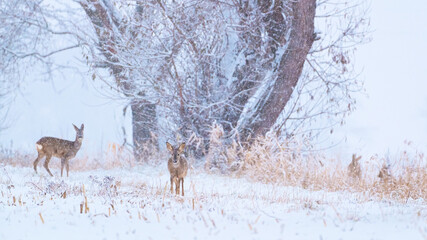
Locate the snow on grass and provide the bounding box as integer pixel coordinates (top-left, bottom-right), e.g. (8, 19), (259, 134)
(0, 163), (426, 240)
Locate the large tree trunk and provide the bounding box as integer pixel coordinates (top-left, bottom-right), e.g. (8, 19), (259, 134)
(79, 0), (158, 160)
(220, 0), (316, 140)
(240, 0), (317, 139)
(221, 0), (289, 135)
(131, 98), (157, 161)
(80, 0), (316, 152)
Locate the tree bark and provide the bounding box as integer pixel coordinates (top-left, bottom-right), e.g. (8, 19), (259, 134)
(79, 0), (158, 160)
(131, 98), (157, 161)
(241, 0), (317, 139)
(222, 0), (289, 135)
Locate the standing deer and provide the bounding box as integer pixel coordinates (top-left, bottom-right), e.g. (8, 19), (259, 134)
(348, 154), (362, 180)
(167, 142), (188, 196)
(378, 163), (392, 182)
(33, 124), (84, 177)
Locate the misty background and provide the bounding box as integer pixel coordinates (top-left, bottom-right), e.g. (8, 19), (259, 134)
(1, 0), (426, 158)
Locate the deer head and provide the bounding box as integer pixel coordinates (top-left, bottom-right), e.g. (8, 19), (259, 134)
(73, 124), (84, 142)
(166, 142), (185, 164)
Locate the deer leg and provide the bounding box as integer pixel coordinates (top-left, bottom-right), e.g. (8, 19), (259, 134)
(60, 158), (66, 177)
(176, 178), (180, 195)
(33, 153), (44, 173)
(65, 159), (70, 177)
(170, 176), (174, 194)
(181, 178), (184, 196)
(43, 155), (53, 177)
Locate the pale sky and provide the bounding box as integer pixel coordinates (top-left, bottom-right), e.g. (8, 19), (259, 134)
(330, 0), (427, 156)
(1, 0), (426, 158)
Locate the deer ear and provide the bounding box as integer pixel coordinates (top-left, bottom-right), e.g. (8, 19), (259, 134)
(166, 142), (173, 152)
(178, 143), (186, 153)
(356, 156), (361, 161)
(81, 124), (84, 130)
(73, 124), (79, 131)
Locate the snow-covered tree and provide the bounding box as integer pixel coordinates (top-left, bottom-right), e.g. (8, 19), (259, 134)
(0, 0), (49, 130)
(76, 0), (368, 159)
(0, 0), (83, 131)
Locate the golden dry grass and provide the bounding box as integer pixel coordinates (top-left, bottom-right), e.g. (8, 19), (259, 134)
(0, 142), (162, 171)
(220, 136), (427, 202)
(200, 124), (427, 202)
(1, 133), (426, 203)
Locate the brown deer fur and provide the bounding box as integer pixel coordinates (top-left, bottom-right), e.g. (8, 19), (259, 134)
(33, 124), (84, 177)
(348, 154), (362, 180)
(378, 164), (392, 182)
(167, 142), (188, 196)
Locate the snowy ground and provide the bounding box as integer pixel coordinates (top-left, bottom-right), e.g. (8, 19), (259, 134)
(0, 164), (426, 240)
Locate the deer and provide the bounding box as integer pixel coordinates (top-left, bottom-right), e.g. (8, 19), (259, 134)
(166, 142), (188, 196)
(348, 154), (362, 180)
(33, 124), (84, 177)
(378, 163), (392, 182)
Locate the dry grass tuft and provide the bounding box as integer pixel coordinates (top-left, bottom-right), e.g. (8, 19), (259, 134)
(1, 134), (426, 203)
(204, 133), (427, 202)
(0, 142), (165, 171)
